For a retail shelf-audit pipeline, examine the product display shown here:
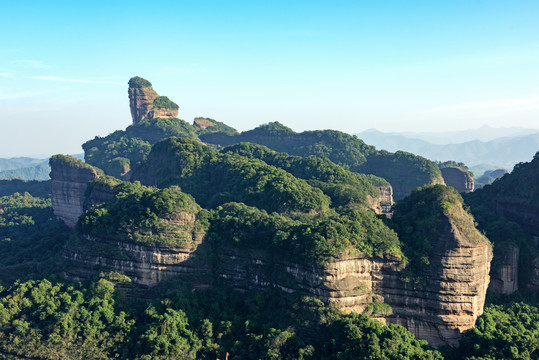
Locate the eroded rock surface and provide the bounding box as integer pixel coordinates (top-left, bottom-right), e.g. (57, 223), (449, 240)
(128, 76), (178, 124)
(489, 243), (519, 294)
(49, 155), (102, 227)
(441, 167), (474, 193)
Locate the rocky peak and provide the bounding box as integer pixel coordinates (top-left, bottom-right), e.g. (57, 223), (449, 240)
(128, 76), (179, 124)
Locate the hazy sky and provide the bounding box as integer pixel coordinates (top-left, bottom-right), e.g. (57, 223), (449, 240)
(1, 0), (539, 157)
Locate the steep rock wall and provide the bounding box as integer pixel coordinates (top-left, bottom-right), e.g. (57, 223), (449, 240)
(489, 243), (519, 294)
(215, 216), (491, 346)
(66, 214), (491, 346)
(386, 218), (491, 346)
(64, 236), (211, 287)
(129, 86), (159, 124)
(441, 167), (474, 193)
(128, 78), (179, 124)
(368, 185), (394, 215)
(50, 157), (102, 227)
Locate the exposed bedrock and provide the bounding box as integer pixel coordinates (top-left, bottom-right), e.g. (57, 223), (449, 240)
(67, 214), (491, 346)
(64, 237), (211, 287)
(49, 156), (102, 227)
(489, 242), (519, 294)
(128, 77), (178, 124)
(368, 185), (394, 215)
(441, 167), (474, 193)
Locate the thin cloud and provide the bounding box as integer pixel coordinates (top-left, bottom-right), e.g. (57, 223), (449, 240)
(0, 72), (14, 78)
(27, 76), (124, 85)
(430, 96), (539, 112)
(15, 60), (53, 69)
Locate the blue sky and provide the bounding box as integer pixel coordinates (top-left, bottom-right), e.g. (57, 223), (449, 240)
(1, 0), (539, 157)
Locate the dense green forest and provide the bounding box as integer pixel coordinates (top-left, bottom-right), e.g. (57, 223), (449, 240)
(133, 137), (332, 213)
(1, 110), (538, 358)
(82, 118), (442, 200)
(1, 154), (538, 359)
(199, 122), (442, 199)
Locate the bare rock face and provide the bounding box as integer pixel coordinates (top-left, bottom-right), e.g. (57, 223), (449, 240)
(193, 117), (217, 129)
(128, 76), (178, 124)
(65, 216), (491, 346)
(64, 237), (211, 287)
(441, 167), (474, 193)
(528, 258), (539, 291)
(368, 185), (393, 215)
(215, 215), (491, 347)
(387, 217), (492, 346)
(49, 155), (103, 227)
(489, 243), (519, 294)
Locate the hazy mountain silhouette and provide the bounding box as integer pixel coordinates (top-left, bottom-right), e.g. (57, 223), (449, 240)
(356, 128), (539, 170)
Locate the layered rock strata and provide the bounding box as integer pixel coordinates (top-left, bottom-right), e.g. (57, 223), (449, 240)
(64, 237), (211, 287)
(53, 159), (492, 346)
(128, 77), (178, 124)
(386, 217), (492, 346)
(441, 167), (474, 193)
(193, 117), (216, 129)
(66, 215), (491, 346)
(49, 156), (102, 227)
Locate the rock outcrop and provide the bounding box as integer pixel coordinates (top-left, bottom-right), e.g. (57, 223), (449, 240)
(49, 155), (103, 227)
(368, 185), (393, 215)
(66, 213), (491, 346)
(128, 76), (178, 124)
(64, 237), (211, 287)
(193, 117), (217, 130)
(63, 181), (491, 347)
(387, 217), (492, 346)
(441, 167), (474, 193)
(489, 242), (519, 294)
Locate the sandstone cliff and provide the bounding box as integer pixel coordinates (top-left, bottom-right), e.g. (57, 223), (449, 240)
(441, 167), (474, 193)
(65, 214), (490, 346)
(368, 185), (393, 215)
(64, 236), (211, 287)
(128, 76), (179, 124)
(488, 242), (519, 294)
(49, 155), (103, 227)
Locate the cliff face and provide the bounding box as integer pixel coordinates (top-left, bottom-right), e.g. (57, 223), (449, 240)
(128, 77), (178, 124)
(64, 237), (211, 287)
(66, 213), (491, 346)
(387, 217), (492, 346)
(489, 243), (519, 294)
(49, 156), (102, 227)
(441, 167), (474, 193)
(368, 185), (393, 215)
(129, 86), (159, 124)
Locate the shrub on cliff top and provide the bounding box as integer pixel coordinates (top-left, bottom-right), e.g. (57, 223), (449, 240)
(78, 181), (208, 246)
(209, 202), (402, 264)
(391, 184), (488, 281)
(128, 76), (152, 88)
(49, 154), (104, 175)
(136, 137), (331, 214)
(152, 95), (179, 110)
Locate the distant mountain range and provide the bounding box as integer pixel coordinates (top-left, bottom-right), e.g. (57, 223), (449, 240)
(394, 125), (539, 144)
(356, 128), (539, 172)
(0, 154), (84, 181)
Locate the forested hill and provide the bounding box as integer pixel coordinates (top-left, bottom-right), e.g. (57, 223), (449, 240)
(199, 122), (443, 200)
